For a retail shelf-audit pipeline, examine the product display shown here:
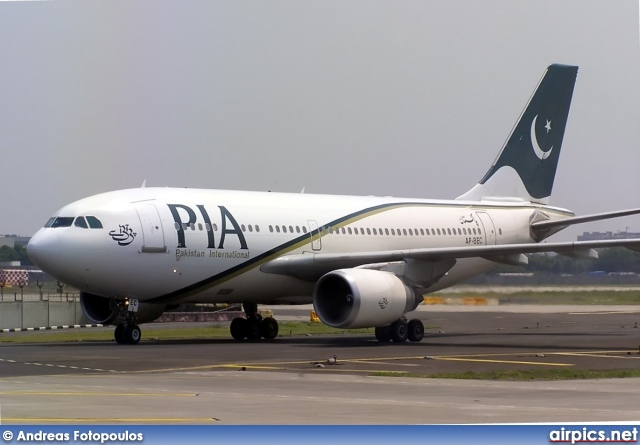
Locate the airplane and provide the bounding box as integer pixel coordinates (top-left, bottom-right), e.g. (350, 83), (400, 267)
(27, 64), (640, 345)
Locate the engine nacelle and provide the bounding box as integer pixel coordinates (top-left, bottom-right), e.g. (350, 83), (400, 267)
(80, 292), (167, 325)
(312, 269), (418, 329)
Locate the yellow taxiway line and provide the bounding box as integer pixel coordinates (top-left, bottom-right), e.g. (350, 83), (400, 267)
(0, 391), (197, 397)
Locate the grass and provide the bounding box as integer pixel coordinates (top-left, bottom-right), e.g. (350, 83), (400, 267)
(431, 290), (640, 305)
(372, 368), (640, 381)
(0, 322), (374, 343)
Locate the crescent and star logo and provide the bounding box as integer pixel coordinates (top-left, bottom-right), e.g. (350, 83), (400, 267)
(530, 114), (553, 160)
(109, 224), (137, 246)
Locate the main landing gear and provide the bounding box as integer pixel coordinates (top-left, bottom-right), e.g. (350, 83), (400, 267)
(229, 302), (279, 341)
(374, 317), (424, 343)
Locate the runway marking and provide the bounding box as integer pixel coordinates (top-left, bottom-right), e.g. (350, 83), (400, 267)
(569, 311), (640, 315)
(1, 417), (219, 424)
(219, 365), (286, 370)
(433, 357), (573, 366)
(0, 358), (120, 373)
(552, 352), (640, 360)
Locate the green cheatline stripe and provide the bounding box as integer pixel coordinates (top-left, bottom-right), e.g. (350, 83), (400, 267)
(149, 201), (571, 304)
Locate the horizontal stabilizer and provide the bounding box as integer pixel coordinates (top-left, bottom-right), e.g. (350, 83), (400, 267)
(531, 208), (640, 232)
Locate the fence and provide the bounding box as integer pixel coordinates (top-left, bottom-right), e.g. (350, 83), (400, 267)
(0, 292), (87, 330)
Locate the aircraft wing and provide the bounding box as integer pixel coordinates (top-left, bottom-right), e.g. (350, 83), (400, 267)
(260, 238), (640, 281)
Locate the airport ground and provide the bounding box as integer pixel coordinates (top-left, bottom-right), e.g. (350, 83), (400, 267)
(1, 301), (640, 424)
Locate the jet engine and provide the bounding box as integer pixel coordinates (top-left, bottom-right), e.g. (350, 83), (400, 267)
(312, 269), (419, 329)
(80, 292), (167, 325)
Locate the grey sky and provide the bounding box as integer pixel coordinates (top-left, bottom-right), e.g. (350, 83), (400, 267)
(1, 1), (639, 240)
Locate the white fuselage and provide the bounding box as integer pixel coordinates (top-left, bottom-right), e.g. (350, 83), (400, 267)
(28, 187), (573, 305)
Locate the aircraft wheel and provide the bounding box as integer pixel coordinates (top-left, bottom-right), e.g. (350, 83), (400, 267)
(374, 325), (391, 343)
(230, 318), (248, 340)
(260, 317), (279, 340)
(247, 319), (262, 340)
(114, 324), (127, 344)
(408, 319), (424, 342)
(125, 324), (141, 345)
(390, 319), (408, 343)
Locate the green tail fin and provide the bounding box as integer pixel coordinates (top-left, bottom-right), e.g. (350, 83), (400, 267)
(457, 64), (578, 204)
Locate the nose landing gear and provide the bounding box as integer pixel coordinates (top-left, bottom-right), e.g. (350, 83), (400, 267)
(113, 298), (142, 345)
(114, 323), (142, 345)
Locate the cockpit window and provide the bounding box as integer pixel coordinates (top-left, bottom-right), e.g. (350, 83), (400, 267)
(86, 216), (103, 229)
(44, 217), (56, 228)
(74, 217), (88, 229)
(50, 217), (75, 228)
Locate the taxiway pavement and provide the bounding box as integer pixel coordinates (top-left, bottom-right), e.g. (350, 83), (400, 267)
(1, 304), (640, 424)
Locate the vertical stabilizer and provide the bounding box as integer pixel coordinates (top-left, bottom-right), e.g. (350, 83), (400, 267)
(456, 64), (578, 204)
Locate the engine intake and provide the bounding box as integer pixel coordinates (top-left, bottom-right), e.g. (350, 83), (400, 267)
(312, 269), (418, 329)
(80, 292), (167, 325)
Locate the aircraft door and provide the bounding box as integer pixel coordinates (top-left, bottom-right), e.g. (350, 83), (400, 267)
(476, 211), (496, 245)
(307, 220), (322, 251)
(136, 204), (167, 253)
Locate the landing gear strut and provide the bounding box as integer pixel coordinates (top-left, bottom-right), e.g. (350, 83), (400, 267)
(112, 299), (142, 345)
(375, 317), (424, 343)
(230, 302), (279, 341)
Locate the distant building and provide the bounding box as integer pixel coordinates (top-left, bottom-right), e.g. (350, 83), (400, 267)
(0, 237), (15, 249)
(577, 231), (640, 241)
(0, 236), (30, 248)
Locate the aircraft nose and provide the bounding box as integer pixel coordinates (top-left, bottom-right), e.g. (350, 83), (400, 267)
(27, 229), (62, 275)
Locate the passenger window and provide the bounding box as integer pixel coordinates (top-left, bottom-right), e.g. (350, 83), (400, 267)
(366, 228), (371, 235)
(198, 223), (203, 231)
(437, 228), (441, 235)
(241, 224), (246, 232)
(296, 226), (301, 233)
(348, 228), (352, 235)
(174, 222), (180, 230)
(276, 226), (281, 233)
(213, 224), (218, 232)
(282, 226), (287, 233)
(86, 216), (103, 229)
(289, 226), (294, 233)
(248, 224), (253, 232)
(408, 229), (413, 236)
(74, 217), (88, 229)
(255, 225), (260, 233)
(447, 228), (451, 235)
(205, 223), (211, 232)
